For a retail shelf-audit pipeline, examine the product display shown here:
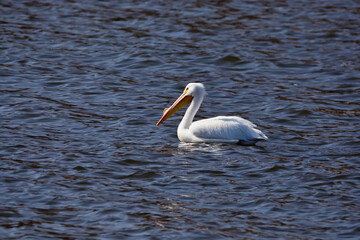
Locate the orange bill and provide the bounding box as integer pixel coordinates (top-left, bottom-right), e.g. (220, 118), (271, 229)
(156, 92), (193, 126)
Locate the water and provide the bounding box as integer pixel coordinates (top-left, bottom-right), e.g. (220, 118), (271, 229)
(1, 0), (359, 239)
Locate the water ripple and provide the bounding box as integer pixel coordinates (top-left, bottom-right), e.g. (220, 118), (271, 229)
(1, 0), (359, 239)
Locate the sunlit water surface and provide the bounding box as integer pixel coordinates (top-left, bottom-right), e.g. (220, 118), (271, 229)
(1, 0), (359, 239)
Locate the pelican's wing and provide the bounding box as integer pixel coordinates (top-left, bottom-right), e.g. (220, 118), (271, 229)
(190, 116), (267, 143)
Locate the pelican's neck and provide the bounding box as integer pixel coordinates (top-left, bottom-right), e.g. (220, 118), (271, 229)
(178, 94), (204, 130)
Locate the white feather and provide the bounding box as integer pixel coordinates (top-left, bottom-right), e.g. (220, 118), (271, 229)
(190, 116), (268, 144)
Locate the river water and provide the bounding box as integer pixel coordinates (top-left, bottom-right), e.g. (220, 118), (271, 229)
(1, 0), (359, 239)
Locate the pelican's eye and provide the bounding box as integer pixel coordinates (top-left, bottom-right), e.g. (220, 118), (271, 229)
(185, 88), (189, 93)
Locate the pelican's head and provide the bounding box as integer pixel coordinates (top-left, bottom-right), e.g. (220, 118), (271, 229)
(156, 83), (206, 126)
(185, 82), (206, 97)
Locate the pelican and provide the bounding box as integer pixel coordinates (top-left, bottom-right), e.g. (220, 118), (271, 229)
(156, 83), (268, 145)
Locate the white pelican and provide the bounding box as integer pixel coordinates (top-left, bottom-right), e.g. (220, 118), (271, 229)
(156, 83), (268, 145)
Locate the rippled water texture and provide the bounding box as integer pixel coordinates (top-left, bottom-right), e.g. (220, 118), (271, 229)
(1, 0), (360, 239)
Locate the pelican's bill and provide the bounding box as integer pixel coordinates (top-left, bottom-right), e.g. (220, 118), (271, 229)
(156, 93), (193, 126)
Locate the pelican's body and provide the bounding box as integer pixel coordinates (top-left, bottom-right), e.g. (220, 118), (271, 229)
(156, 83), (268, 145)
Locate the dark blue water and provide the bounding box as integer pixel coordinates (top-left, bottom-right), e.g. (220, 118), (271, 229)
(1, 0), (359, 239)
